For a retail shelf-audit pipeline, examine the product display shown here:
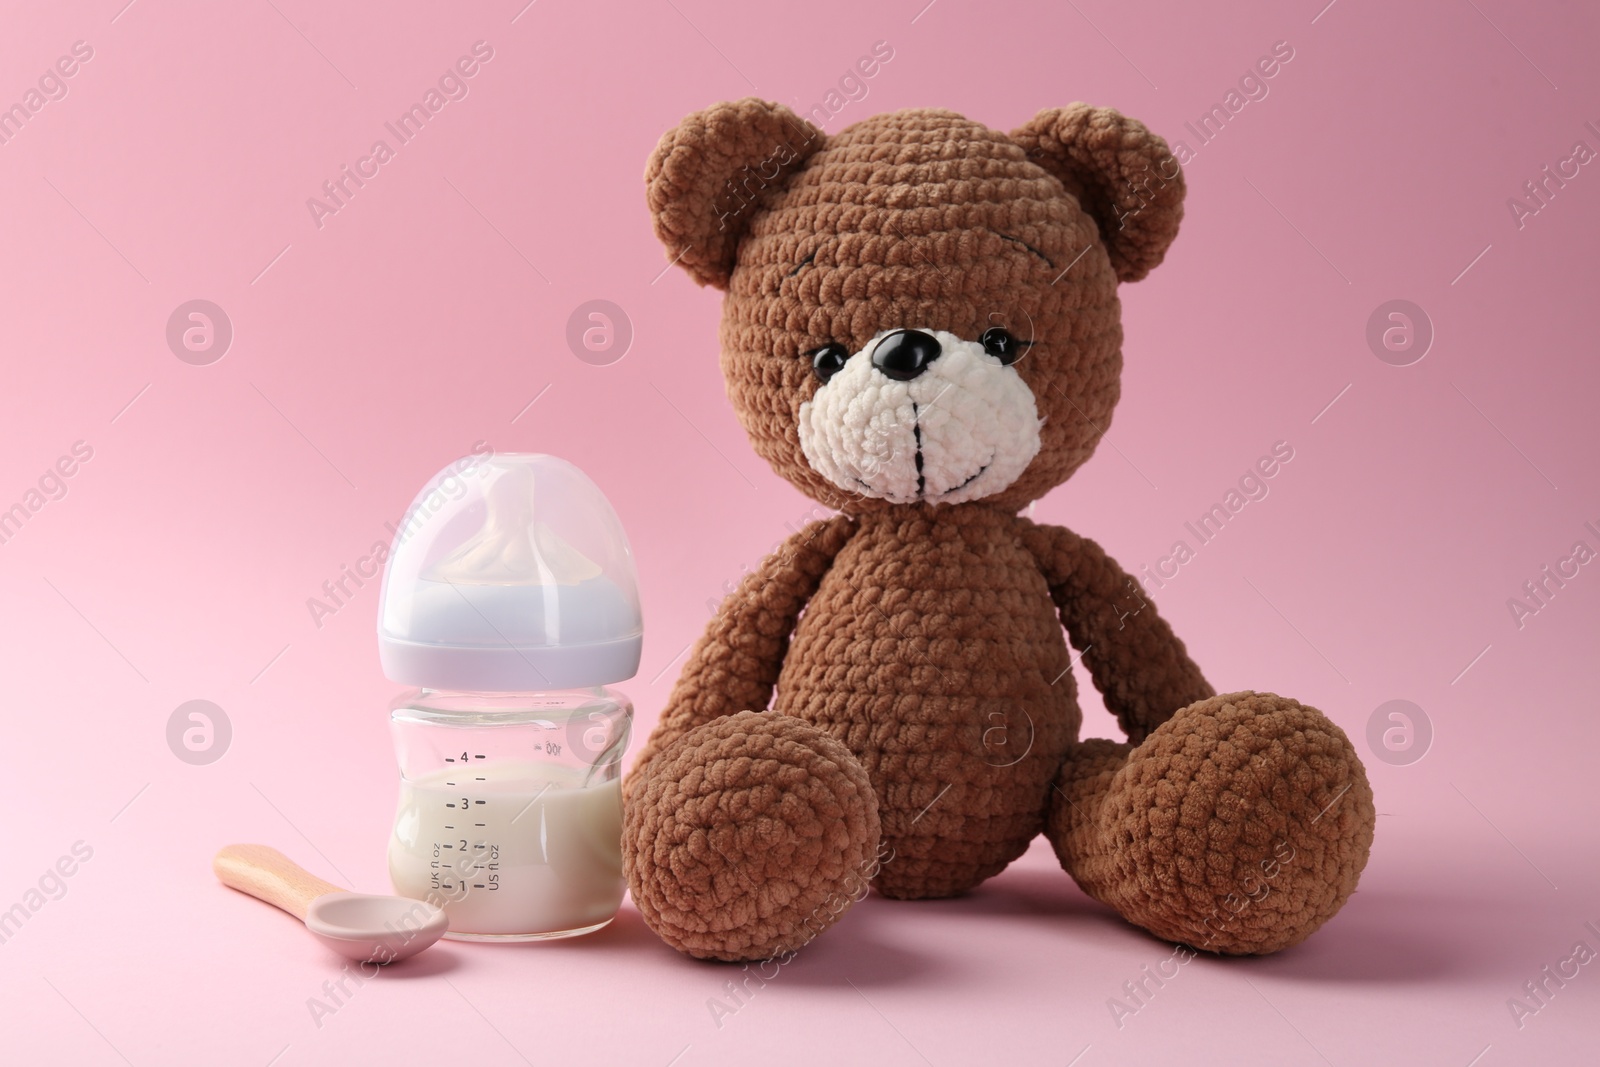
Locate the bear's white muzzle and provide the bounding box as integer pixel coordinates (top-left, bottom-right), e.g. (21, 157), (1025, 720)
(798, 329), (1042, 506)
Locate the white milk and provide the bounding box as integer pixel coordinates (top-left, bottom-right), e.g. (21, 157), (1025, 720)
(388, 761), (624, 938)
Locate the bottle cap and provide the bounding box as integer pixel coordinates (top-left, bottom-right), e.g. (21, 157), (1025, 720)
(377, 453), (642, 691)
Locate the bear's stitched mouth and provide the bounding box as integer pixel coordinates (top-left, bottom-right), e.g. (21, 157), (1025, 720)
(863, 456), (990, 504)
(908, 401), (992, 501)
(939, 457), (993, 498)
(911, 404), (925, 496)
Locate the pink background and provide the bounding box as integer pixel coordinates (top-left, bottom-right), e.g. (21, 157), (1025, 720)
(2, 0), (1597, 1063)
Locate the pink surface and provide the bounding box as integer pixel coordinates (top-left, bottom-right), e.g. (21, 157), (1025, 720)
(2, 0), (1597, 1064)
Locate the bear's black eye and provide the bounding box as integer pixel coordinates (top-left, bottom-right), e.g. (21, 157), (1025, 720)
(810, 342), (850, 384)
(980, 327), (1028, 365)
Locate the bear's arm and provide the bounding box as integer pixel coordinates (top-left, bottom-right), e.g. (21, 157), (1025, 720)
(1018, 518), (1214, 745)
(628, 514), (857, 787)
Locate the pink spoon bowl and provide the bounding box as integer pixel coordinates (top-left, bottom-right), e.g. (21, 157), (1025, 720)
(214, 844), (448, 964)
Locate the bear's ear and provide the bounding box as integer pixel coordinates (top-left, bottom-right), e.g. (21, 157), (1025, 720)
(1010, 104), (1185, 283)
(645, 98), (825, 290)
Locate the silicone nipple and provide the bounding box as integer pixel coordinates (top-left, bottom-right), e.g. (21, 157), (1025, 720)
(424, 465), (601, 586)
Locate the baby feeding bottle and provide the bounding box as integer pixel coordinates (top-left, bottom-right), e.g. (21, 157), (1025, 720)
(377, 453), (641, 941)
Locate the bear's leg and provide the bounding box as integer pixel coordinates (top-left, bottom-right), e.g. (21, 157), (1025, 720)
(623, 711), (882, 962)
(1046, 692), (1375, 955)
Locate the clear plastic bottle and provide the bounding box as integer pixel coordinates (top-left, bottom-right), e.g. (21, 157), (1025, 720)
(377, 454), (641, 941)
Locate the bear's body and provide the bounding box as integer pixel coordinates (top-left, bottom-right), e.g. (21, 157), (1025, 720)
(777, 507), (1079, 899)
(623, 99), (1375, 963)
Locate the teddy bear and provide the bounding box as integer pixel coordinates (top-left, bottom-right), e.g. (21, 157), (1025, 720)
(623, 98), (1375, 963)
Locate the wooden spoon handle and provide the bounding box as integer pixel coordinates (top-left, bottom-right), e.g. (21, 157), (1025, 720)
(213, 844), (346, 920)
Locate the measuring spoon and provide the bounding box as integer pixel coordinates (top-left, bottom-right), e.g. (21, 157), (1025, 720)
(213, 844), (447, 963)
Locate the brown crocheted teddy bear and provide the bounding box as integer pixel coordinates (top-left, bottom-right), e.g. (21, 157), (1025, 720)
(624, 98), (1375, 962)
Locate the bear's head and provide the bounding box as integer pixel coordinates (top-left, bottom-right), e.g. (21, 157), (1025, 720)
(646, 99), (1184, 512)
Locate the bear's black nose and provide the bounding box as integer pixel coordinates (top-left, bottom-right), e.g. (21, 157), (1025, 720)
(871, 329), (941, 381)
